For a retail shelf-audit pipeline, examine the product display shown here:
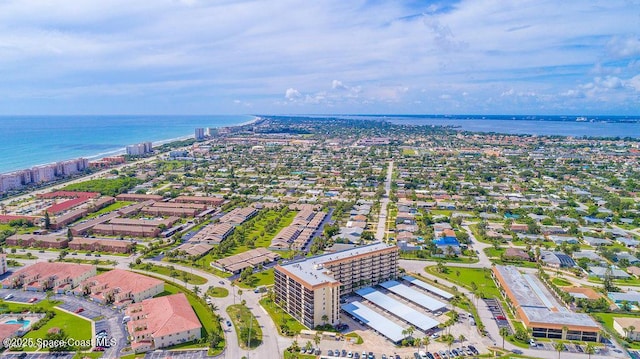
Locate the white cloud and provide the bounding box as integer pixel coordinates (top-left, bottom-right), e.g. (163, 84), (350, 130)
(0, 0), (637, 114)
(285, 88), (302, 101)
(332, 80), (347, 90)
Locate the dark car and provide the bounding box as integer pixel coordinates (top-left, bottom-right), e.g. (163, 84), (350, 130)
(329, 350), (334, 356)
(354, 353), (360, 359)
(226, 320), (232, 327)
(342, 349), (348, 357)
(468, 345), (479, 355)
(511, 349), (523, 354)
(414, 353), (421, 359)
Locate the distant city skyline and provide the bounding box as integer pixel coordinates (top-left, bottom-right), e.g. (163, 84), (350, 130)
(0, 0), (638, 115)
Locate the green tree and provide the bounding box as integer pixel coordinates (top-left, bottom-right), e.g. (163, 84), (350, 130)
(44, 211), (51, 229)
(553, 342), (564, 359)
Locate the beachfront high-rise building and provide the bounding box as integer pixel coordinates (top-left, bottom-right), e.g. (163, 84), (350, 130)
(274, 243), (399, 328)
(195, 128), (205, 141)
(126, 142), (153, 156)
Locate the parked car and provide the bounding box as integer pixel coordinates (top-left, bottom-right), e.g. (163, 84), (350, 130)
(328, 350), (334, 356)
(28, 297), (38, 303)
(75, 307), (84, 313)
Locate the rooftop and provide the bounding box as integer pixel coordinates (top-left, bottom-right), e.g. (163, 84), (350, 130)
(126, 293), (201, 338)
(277, 242), (395, 287)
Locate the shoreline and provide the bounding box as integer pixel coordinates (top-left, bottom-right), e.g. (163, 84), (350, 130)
(0, 115), (259, 177)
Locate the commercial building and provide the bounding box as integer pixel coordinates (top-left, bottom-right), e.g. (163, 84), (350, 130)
(492, 265), (600, 342)
(126, 293), (201, 353)
(1, 262), (96, 293)
(75, 269), (164, 307)
(274, 243), (399, 328)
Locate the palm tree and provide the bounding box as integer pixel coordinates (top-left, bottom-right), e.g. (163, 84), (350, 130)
(313, 332), (321, 350)
(445, 334), (455, 352)
(422, 336), (430, 352)
(553, 342), (564, 359)
(193, 286), (200, 296)
(629, 325), (636, 339)
(402, 325), (415, 339)
(458, 334), (466, 347)
(499, 327), (509, 349)
(322, 314), (329, 326)
(585, 343), (595, 359)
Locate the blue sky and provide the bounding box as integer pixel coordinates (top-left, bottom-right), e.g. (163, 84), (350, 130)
(0, 0), (638, 115)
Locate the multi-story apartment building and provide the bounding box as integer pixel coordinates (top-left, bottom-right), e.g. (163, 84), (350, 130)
(274, 242), (399, 329)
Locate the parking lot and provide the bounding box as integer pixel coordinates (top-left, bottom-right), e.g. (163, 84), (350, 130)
(143, 349), (209, 359)
(483, 298), (512, 335)
(0, 289), (45, 304)
(0, 288), (129, 357)
(2, 354), (74, 359)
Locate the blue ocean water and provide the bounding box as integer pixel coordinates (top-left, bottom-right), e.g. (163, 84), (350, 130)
(0, 115), (253, 174)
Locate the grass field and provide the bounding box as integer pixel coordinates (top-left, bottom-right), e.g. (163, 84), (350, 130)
(551, 277), (572, 286)
(426, 266), (501, 298)
(133, 262), (207, 285)
(82, 201), (133, 219)
(207, 286), (229, 298)
(227, 304), (262, 349)
(260, 297), (307, 336)
(235, 268), (275, 289)
(484, 247), (505, 258)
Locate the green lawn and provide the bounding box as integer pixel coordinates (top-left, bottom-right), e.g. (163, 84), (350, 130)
(168, 208), (295, 274)
(207, 286), (229, 298)
(551, 277), (572, 286)
(227, 304), (262, 349)
(426, 266), (501, 298)
(133, 263), (207, 285)
(260, 297), (307, 336)
(345, 332), (364, 344)
(593, 312), (640, 348)
(82, 201), (134, 219)
(235, 268), (275, 289)
(0, 301), (92, 351)
(72, 353), (104, 359)
(284, 352), (317, 359)
(484, 247), (505, 258)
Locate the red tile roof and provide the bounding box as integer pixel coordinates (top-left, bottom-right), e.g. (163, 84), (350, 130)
(126, 293), (201, 339)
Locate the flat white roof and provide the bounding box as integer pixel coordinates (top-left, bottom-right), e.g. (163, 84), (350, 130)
(341, 301), (405, 343)
(403, 275), (454, 300)
(356, 287), (440, 332)
(380, 280), (447, 312)
(278, 242), (394, 286)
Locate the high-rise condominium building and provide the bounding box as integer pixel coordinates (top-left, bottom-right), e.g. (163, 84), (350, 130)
(274, 242), (399, 329)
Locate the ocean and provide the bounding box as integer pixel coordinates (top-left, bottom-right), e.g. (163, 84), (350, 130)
(2, 114), (638, 175)
(0, 115), (253, 174)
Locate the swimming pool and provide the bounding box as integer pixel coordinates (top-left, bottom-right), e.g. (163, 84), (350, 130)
(4, 319), (30, 329)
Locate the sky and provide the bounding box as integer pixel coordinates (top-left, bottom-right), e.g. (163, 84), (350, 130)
(0, 0), (639, 116)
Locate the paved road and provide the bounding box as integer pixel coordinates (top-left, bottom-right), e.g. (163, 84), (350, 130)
(375, 161), (393, 241)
